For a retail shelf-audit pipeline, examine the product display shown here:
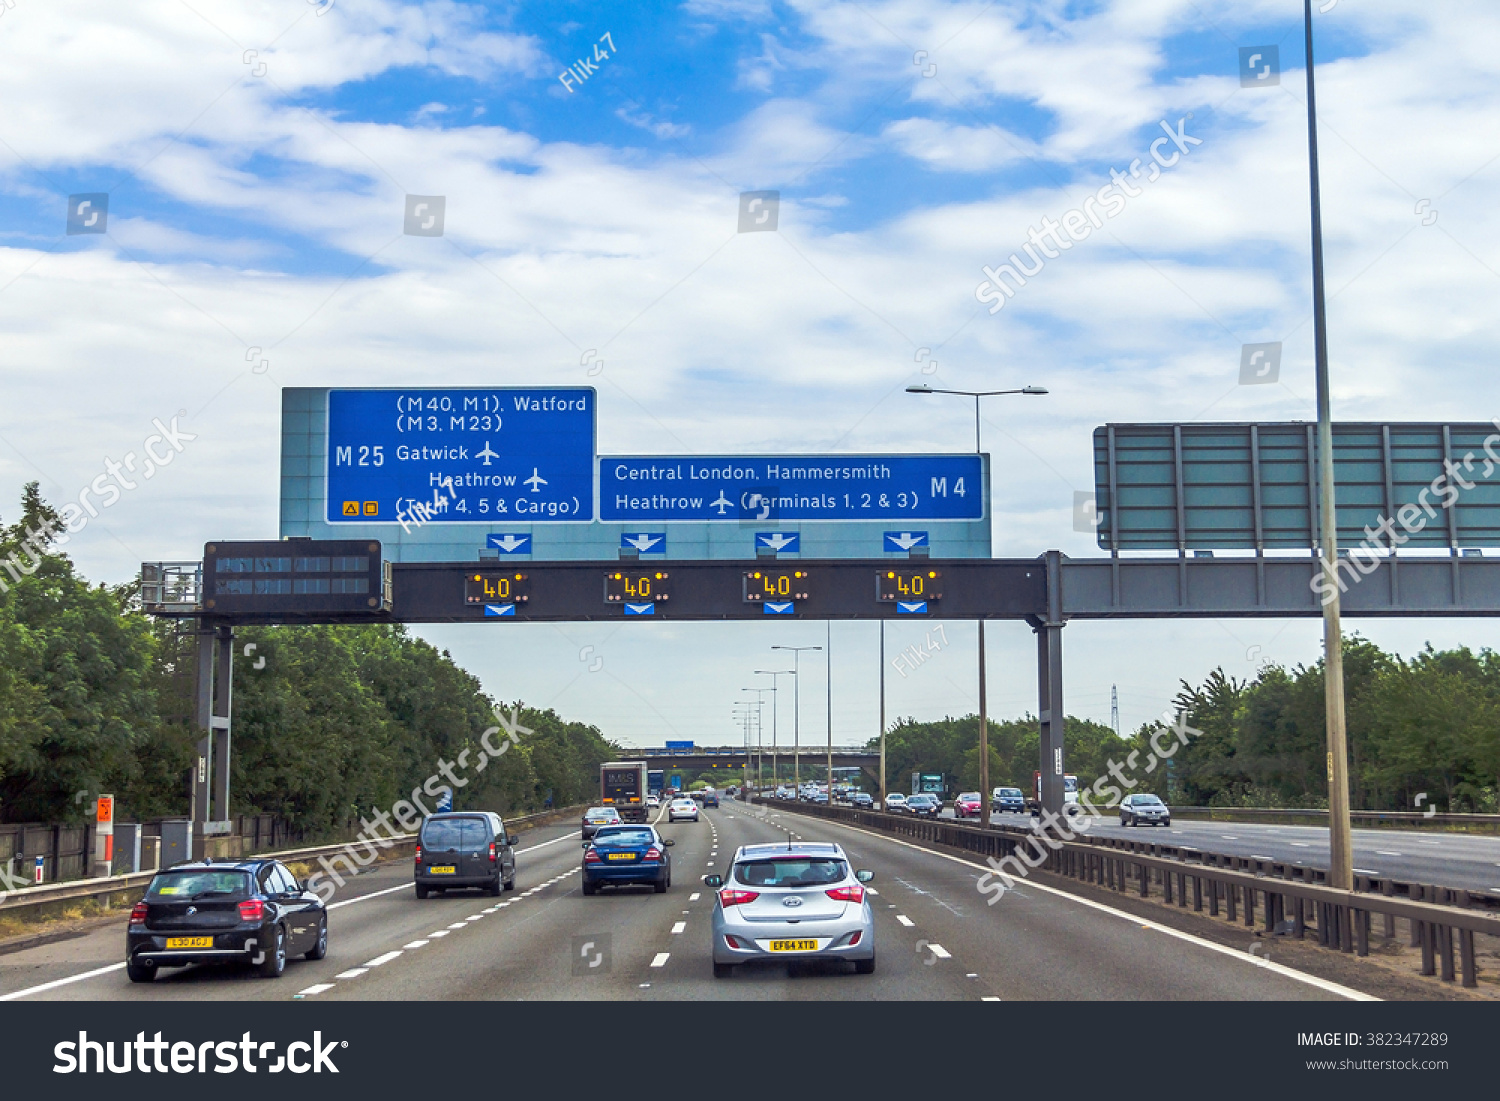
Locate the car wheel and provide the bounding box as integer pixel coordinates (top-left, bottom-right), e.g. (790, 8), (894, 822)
(1120, 815), (1130, 827)
(582, 879), (597, 896)
(504, 874), (516, 892)
(1163, 819), (1171, 827)
(854, 957), (876, 975)
(258, 924), (286, 978)
(654, 877), (668, 894)
(126, 958), (156, 984)
(305, 916), (328, 961)
(713, 963), (734, 978)
(415, 883), (429, 899)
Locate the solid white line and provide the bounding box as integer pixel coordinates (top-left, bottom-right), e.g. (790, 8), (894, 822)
(806, 817), (1379, 1001)
(296, 983), (336, 997)
(896, 915), (914, 927)
(671, 922), (686, 934)
(363, 951), (403, 967)
(403, 940), (429, 949)
(650, 952), (671, 967)
(335, 968), (368, 980)
(980, 996), (1001, 1001)
(328, 881), (413, 910)
(0, 962), (125, 1001)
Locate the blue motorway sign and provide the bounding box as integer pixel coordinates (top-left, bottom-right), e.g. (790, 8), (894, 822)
(600, 455), (983, 523)
(325, 388), (594, 525)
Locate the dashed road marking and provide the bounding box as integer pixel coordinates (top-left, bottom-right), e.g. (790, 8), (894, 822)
(896, 915), (914, 927)
(429, 930), (450, 937)
(651, 953), (671, 967)
(335, 968), (368, 980)
(296, 983), (335, 997)
(1376, 851), (1403, 856)
(671, 922), (686, 934)
(403, 940), (429, 949)
(925, 943), (952, 959)
(363, 951), (403, 968)
(690, 892), (701, 901)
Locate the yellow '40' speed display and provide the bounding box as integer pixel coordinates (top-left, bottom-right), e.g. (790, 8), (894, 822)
(877, 568), (941, 602)
(465, 573), (531, 605)
(605, 570), (671, 603)
(743, 569), (810, 602)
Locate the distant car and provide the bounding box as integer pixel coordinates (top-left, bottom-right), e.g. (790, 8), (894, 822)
(992, 787), (1026, 814)
(582, 806), (623, 839)
(582, 825), (674, 895)
(953, 792), (983, 819)
(1119, 793), (1171, 827)
(646, 795), (661, 808)
(668, 797), (701, 823)
(126, 860), (327, 982)
(906, 794), (941, 817)
(849, 792), (874, 809)
(705, 841), (875, 978)
(414, 812), (517, 898)
(702, 791), (720, 808)
(884, 793), (907, 812)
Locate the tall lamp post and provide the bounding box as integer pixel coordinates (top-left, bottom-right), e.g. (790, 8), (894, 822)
(1302, 0), (1352, 892)
(906, 383), (1047, 823)
(771, 645), (821, 791)
(739, 689), (767, 791)
(755, 670), (794, 788)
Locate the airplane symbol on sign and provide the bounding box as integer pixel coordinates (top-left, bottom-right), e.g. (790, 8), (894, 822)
(477, 442), (499, 466)
(524, 468), (547, 492)
(710, 492), (732, 516)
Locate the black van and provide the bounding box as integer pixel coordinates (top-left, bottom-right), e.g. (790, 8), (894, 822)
(414, 812), (517, 899)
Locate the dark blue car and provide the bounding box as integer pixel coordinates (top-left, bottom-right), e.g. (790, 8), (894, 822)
(582, 825), (675, 895)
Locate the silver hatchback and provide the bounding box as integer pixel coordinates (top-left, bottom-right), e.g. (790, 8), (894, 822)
(704, 842), (875, 977)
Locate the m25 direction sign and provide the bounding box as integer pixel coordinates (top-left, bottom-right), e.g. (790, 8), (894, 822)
(600, 455), (984, 522)
(326, 388), (595, 525)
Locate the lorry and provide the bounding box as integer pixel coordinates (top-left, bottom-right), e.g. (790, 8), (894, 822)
(647, 770), (665, 798)
(600, 761), (650, 823)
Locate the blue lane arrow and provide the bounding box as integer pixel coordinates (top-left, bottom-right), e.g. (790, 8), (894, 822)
(624, 602), (655, 616)
(484, 604), (516, 617)
(487, 533), (532, 554)
(896, 600), (928, 615)
(621, 532), (666, 553)
(755, 532), (799, 553)
(763, 601), (795, 615)
(884, 531), (929, 552)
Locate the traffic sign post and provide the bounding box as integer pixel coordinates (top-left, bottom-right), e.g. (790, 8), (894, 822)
(92, 794), (114, 878)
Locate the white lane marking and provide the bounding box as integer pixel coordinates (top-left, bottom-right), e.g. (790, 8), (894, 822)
(690, 892), (701, 901)
(671, 922), (687, 934)
(429, 930), (450, 937)
(1376, 851), (1403, 856)
(296, 983), (336, 997)
(403, 940), (430, 949)
(466, 915), (484, 922)
(447, 922), (467, 930)
(329, 881), (414, 910)
(1251, 855), (1274, 860)
(363, 951), (403, 968)
(335, 968), (368, 980)
(1354, 868), (1381, 876)
(650, 952), (671, 967)
(925, 943), (952, 959)
(896, 915), (914, 927)
(0, 962), (125, 1002)
(807, 817), (1379, 1001)
(981, 996), (1002, 1001)
(1289, 843), (1310, 848)
(1220, 835), (1240, 840)
(706, 861), (714, 867)
(866, 887), (879, 895)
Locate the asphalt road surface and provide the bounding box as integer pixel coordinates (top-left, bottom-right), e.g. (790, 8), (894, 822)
(0, 803), (1374, 1002)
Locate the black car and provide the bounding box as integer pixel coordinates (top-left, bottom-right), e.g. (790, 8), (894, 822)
(414, 812), (517, 898)
(905, 794), (942, 817)
(126, 860), (327, 983)
(701, 790), (720, 808)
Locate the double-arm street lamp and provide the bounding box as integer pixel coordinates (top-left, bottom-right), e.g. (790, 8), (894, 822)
(905, 382), (1047, 825)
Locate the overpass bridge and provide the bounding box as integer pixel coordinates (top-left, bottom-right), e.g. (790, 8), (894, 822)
(615, 744), (878, 781)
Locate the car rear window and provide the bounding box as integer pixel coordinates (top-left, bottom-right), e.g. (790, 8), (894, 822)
(420, 816), (493, 850)
(147, 869), (252, 899)
(593, 828), (655, 846)
(733, 858), (848, 888)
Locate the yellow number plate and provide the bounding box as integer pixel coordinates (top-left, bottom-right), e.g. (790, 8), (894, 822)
(767, 939), (818, 952)
(165, 937), (213, 949)
(429, 865), (456, 875)
(606, 853), (635, 861)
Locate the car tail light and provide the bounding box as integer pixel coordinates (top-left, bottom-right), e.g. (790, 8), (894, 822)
(644, 847), (662, 860)
(718, 888), (759, 907)
(847, 931), (862, 946)
(724, 934), (745, 949)
(489, 842), (498, 862)
(237, 898), (265, 922)
(129, 902), (147, 927)
(414, 845), (422, 865)
(583, 848), (601, 864)
(825, 884), (865, 903)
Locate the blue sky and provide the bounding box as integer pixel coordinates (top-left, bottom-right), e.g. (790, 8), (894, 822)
(3, 0), (1500, 744)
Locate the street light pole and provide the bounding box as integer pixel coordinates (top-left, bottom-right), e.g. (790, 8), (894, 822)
(879, 621), (887, 810)
(772, 645), (821, 791)
(740, 689), (768, 792)
(753, 674), (790, 788)
(1304, 0), (1352, 892)
(906, 382), (1046, 826)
